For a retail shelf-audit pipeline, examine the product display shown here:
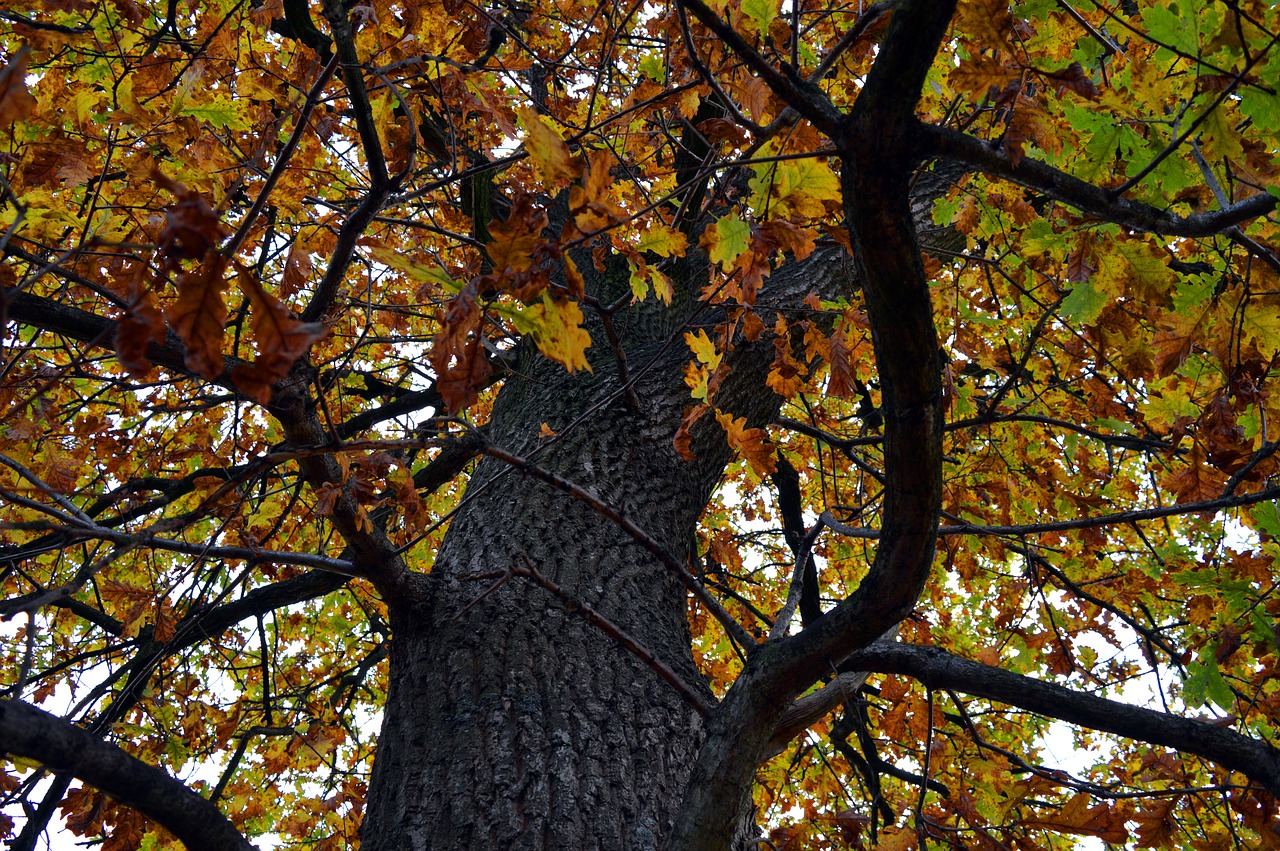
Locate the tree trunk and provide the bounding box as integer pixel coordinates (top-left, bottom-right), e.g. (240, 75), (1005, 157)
(362, 373), (710, 850)
(359, 245), (853, 850)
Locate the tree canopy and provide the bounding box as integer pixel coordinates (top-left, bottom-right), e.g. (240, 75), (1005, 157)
(3, 0), (1280, 847)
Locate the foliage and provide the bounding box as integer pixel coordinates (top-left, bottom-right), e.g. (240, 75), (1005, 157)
(0, 0), (1279, 847)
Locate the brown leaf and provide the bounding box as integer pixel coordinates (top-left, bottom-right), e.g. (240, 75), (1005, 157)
(429, 279), (492, 414)
(153, 170), (230, 270)
(1066, 233), (1096, 283)
(673, 404), (707, 462)
(231, 264), (329, 403)
(1045, 61), (1100, 100)
(1022, 793), (1129, 844)
(827, 325), (855, 398)
(114, 277), (166, 378)
(0, 46), (36, 126)
(166, 251), (229, 380)
(1168, 444), (1226, 505)
(1132, 798), (1179, 848)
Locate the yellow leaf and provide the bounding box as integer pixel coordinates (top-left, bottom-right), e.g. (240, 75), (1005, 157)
(636, 224), (688, 258)
(511, 293), (593, 372)
(685, 329), (722, 369)
(517, 106), (580, 189)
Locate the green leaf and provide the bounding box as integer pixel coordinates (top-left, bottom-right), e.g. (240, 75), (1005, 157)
(1250, 501), (1280, 538)
(367, 247), (460, 290)
(1059, 279), (1107, 324)
(178, 95), (249, 130)
(639, 53), (666, 82)
(705, 212), (751, 269)
(740, 0), (778, 34)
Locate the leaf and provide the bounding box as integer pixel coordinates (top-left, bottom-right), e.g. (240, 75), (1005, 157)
(740, 0), (778, 34)
(635, 224), (688, 258)
(509, 293), (592, 373)
(429, 279), (492, 414)
(716, 411), (776, 476)
(1167, 444), (1226, 504)
(702, 212), (751, 269)
(114, 279), (166, 378)
(827, 325), (855, 398)
(1059, 279), (1107, 325)
(1184, 653), (1235, 711)
(486, 194), (549, 275)
(0, 45), (36, 125)
(1022, 793), (1129, 844)
(231, 265), (329, 404)
(166, 251), (230, 380)
(685, 329), (722, 369)
(1132, 798), (1179, 849)
(517, 106), (580, 189)
(153, 170), (229, 270)
(949, 54), (1017, 98)
(177, 94), (249, 130)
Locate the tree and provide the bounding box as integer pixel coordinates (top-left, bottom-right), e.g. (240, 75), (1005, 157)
(2, 0), (1280, 846)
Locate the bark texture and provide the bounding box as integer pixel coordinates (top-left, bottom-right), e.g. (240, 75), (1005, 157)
(359, 246), (856, 850)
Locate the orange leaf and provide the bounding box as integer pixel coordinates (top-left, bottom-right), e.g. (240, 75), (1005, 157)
(715, 411), (777, 476)
(486, 194), (548, 275)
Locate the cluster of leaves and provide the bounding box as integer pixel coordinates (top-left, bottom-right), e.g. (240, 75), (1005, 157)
(0, 0), (1278, 847)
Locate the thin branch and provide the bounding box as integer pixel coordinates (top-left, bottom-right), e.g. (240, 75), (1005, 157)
(818, 483), (1280, 539)
(675, 0), (845, 140)
(512, 555), (714, 716)
(480, 441), (757, 649)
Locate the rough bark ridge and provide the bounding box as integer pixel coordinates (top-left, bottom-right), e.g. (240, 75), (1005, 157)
(362, 369), (713, 851)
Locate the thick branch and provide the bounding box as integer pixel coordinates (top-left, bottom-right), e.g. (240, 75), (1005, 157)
(674, 0), (844, 139)
(922, 124), (1279, 237)
(667, 1), (958, 846)
(0, 699), (256, 851)
(848, 643), (1280, 796)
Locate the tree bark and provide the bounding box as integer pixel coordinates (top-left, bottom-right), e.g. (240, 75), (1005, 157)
(358, 244), (854, 850)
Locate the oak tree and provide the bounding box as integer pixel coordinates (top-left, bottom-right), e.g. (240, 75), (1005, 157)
(3, 0), (1280, 848)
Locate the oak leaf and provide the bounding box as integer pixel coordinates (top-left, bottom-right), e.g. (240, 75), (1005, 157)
(231, 266), (329, 404)
(430, 279), (492, 414)
(153, 170), (229, 270)
(166, 251), (230, 380)
(517, 106), (580, 189)
(114, 281), (166, 378)
(1021, 793), (1128, 844)
(716, 411), (777, 476)
(0, 46), (36, 125)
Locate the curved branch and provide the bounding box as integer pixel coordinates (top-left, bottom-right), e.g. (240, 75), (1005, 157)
(666, 0), (958, 845)
(0, 699), (256, 851)
(847, 643), (1280, 796)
